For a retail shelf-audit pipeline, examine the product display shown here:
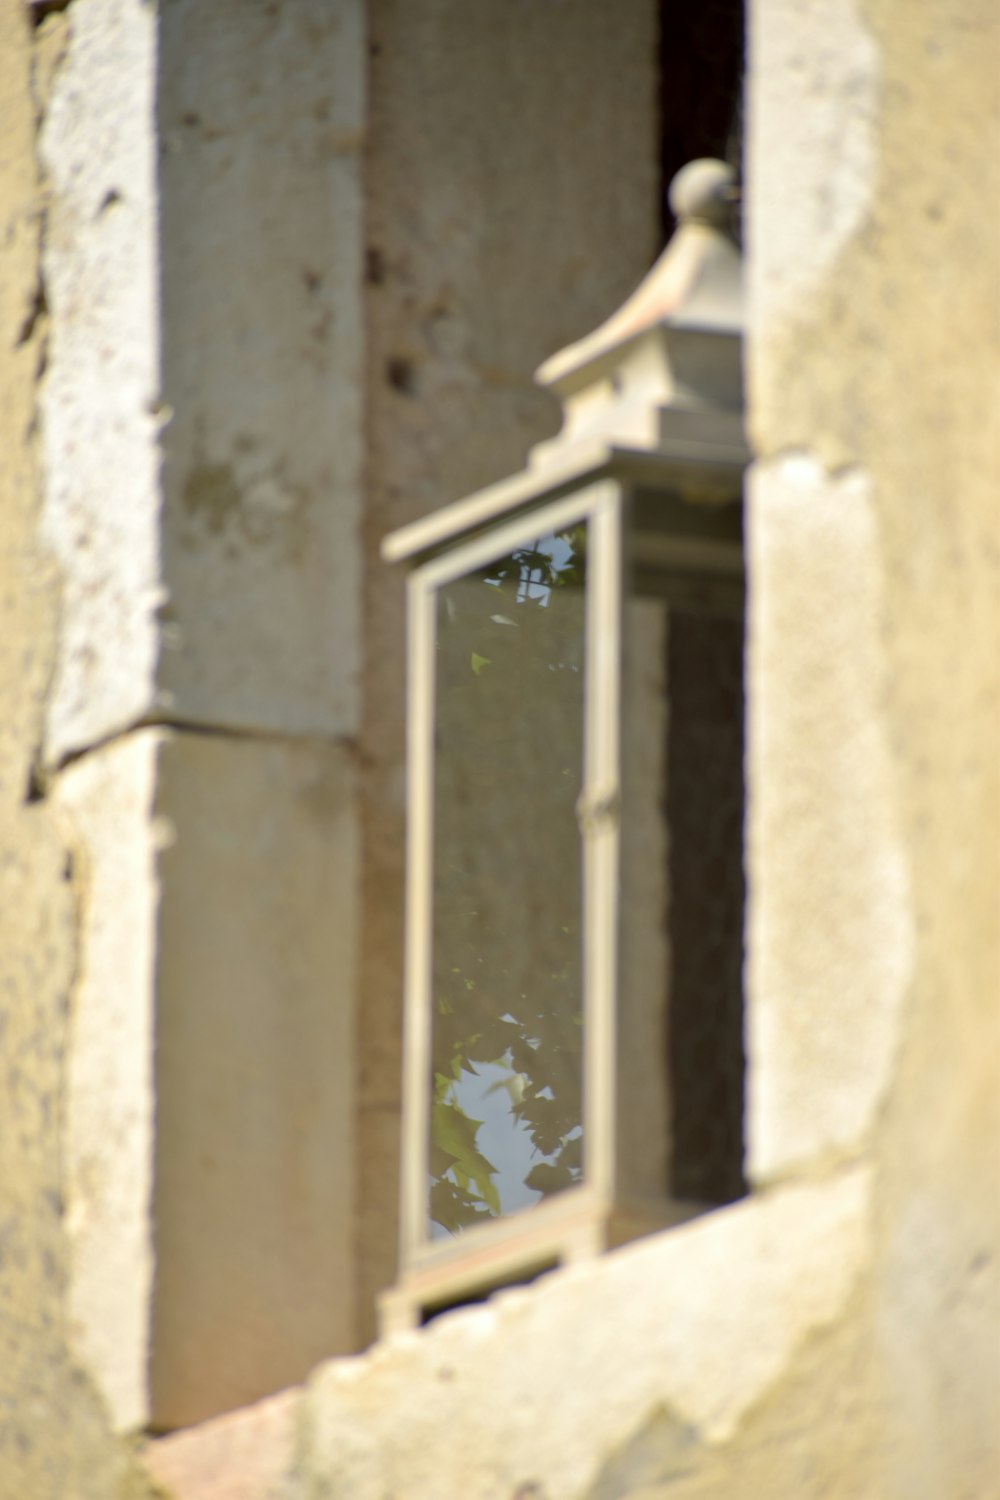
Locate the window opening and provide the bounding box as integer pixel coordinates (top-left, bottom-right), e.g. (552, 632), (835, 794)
(381, 158), (748, 1333)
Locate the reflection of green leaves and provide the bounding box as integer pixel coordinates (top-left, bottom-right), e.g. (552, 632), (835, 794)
(431, 1090), (500, 1217)
(524, 1158), (575, 1194)
(513, 1094), (567, 1156)
(463, 1017), (521, 1064)
(484, 1069), (527, 1108)
(470, 652), (491, 676)
(430, 1178), (492, 1235)
(559, 1132), (582, 1172)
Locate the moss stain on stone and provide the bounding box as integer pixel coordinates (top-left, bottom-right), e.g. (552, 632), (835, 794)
(182, 462), (242, 537)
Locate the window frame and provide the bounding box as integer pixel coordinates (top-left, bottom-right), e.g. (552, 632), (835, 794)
(381, 445), (747, 1333)
(400, 481), (621, 1279)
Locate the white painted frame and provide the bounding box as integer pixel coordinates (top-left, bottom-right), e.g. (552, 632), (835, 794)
(399, 482), (623, 1278)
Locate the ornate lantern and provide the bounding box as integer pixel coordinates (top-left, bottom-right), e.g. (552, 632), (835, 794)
(381, 161), (748, 1331)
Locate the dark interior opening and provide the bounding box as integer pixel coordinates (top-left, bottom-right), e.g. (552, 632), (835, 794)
(419, 1261), (559, 1328)
(658, 0), (745, 240)
(664, 607), (746, 1205)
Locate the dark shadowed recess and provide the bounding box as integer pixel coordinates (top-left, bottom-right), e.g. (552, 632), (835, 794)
(659, 0), (744, 240)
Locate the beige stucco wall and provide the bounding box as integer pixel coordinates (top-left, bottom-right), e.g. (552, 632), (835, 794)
(0, 2), (156, 1494)
(10, 0), (366, 1445)
(748, 0), (1000, 1490)
(0, 0), (997, 1495)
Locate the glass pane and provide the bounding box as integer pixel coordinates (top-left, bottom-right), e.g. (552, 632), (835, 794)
(665, 607), (745, 1204)
(620, 587), (745, 1208)
(427, 526), (587, 1240)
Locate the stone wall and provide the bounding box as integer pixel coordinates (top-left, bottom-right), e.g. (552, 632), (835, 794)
(748, 0), (1000, 1489)
(14, 0), (366, 1437)
(1, 0), (662, 1470)
(0, 0), (997, 1495)
(0, 0), (156, 1492)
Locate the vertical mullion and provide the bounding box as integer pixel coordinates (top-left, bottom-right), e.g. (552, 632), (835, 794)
(400, 575), (436, 1266)
(403, 482), (613, 1272)
(583, 486), (623, 1204)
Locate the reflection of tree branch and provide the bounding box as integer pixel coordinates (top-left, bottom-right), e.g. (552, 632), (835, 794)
(432, 1082), (500, 1228)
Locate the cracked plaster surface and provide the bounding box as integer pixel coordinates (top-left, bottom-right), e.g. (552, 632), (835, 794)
(0, 1), (157, 1493)
(747, 0), (880, 341)
(297, 1166), (872, 1500)
(39, 0), (163, 766)
(746, 453), (913, 1182)
(53, 731), (161, 1435)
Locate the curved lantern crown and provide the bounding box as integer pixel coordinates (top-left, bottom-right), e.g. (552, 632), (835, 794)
(382, 158), (747, 570)
(532, 158), (743, 462)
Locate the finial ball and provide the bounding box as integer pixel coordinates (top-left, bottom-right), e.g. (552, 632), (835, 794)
(668, 158), (736, 227)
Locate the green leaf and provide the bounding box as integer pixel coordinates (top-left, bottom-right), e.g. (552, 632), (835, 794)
(559, 1133), (583, 1171)
(483, 1070), (527, 1106)
(430, 1177), (493, 1235)
(463, 1017), (521, 1064)
(524, 1159), (574, 1194)
(470, 652), (492, 676)
(431, 1096), (500, 1216)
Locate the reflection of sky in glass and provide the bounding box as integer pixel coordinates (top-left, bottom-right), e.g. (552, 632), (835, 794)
(483, 533), (574, 608)
(448, 1061), (542, 1220)
(429, 1059), (584, 1237)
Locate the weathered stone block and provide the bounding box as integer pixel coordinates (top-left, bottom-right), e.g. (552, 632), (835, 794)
(55, 730), (161, 1434)
(150, 730), (360, 1428)
(299, 1166), (873, 1500)
(143, 1387), (300, 1500)
(56, 729), (360, 1432)
(156, 0), (365, 739)
(746, 0), (879, 356)
(39, 0), (366, 763)
(40, 0), (163, 765)
(746, 455), (912, 1183)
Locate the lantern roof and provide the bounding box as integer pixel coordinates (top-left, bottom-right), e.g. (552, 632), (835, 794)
(383, 159), (747, 567)
(532, 158), (742, 456)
